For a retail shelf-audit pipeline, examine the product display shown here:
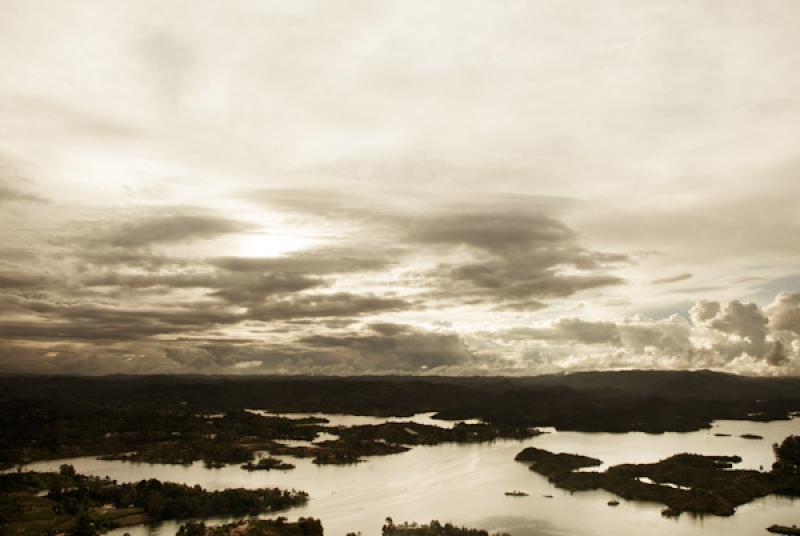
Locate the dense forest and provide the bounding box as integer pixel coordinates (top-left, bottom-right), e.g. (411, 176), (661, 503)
(514, 434), (800, 516)
(381, 519), (509, 536)
(3, 371), (800, 470)
(178, 517), (324, 536)
(0, 465), (307, 535)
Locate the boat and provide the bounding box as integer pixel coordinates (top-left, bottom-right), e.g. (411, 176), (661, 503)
(607, 500), (620, 506)
(767, 525), (800, 535)
(504, 490), (529, 497)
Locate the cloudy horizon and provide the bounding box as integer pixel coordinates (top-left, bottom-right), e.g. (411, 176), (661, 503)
(2, 1), (800, 376)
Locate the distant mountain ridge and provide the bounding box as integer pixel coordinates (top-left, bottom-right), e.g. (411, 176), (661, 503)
(2, 370), (799, 435)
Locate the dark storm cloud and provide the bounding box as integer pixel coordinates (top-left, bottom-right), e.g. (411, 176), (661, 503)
(0, 285), (409, 344)
(410, 212), (627, 309)
(82, 272), (218, 289)
(0, 270), (47, 289)
(77, 251), (191, 270)
(298, 323), (476, 371)
(75, 243), (399, 308)
(209, 273), (324, 304)
(0, 301), (242, 341)
(410, 212), (574, 254)
(88, 212), (253, 248)
(0, 321), (480, 375)
(252, 190), (628, 310)
(82, 270), (325, 305)
(652, 273), (693, 285)
(500, 318), (621, 345)
(249, 293), (411, 321)
(0, 194), (419, 367)
(210, 247), (393, 275)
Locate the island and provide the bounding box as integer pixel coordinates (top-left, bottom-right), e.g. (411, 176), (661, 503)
(0, 465), (308, 535)
(3, 372), (800, 471)
(177, 517), (324, 536)
(242, 456), (296, 471)
(382, 518), (510, 536)
(767, 525), (800, 535)
(515, 435), (800, 517)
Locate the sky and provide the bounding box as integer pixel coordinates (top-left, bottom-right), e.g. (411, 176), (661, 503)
(1, 0), (800, 376)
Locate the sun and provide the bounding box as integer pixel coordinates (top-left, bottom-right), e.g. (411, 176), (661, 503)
(237, 232), (317, 258)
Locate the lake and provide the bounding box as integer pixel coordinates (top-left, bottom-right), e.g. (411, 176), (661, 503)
(19, 414), (800, 536)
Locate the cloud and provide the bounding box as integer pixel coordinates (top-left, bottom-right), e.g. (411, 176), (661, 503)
(652, 273), (693, 285)
(496, 314), (691, 354)
(0, 300), (242, 341)
(764, 341), (788, 366)
(89, 211), (252, 248)
(251, 189), (629, 310)
(691, 299), (770, 358)
(690, 300), (721, 323)
(0, 184), (44, 203)
(83, 270), (327, 305)
(209, 273), (324, 305)
(0, 270), (47, 289)
(486, 295), (800, 375)
(766, 291), (800, 336)
(298, 323), (478, 372)
(498, 319), (620, 345)
(210, 247), (392, 275)
(3, 292), (800, 376)
(0, 322), (482, 376)
(249, 293), (411, 321)
(410, 212), (575, 255)
(411, 211), (627, 309)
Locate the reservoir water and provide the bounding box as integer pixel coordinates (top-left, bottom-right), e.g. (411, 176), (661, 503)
(19, 415), (800, 536)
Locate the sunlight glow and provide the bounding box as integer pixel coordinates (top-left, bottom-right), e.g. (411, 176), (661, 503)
(236, 232), (317, 258)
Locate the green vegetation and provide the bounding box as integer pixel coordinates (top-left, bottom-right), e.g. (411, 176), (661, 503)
(3, 371), (800, 462)
(101, 438), (255, 468)
(0, 404), (329, 469)
(382, 518), (509, 536)
(516, 436), (800, 517)
(0, 466), (308, 535)
(336, 422), (539, 446)
(242, 457), (295, 471)
(178, 517), (323, 536)
(269, 422), (541, 465)
(514, 447), (602, 477)
(772, 435), (800, 495)
(767, 525), (800, 535)
(0, 379), (546, 470)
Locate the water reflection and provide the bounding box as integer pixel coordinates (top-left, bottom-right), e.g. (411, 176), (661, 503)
(246, 410), (482, 429)
(19, 417), (799, 536)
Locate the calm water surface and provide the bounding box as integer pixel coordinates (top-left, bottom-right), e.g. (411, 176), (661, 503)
(21, 415), (800, 536)
(246, 410), (483, 429)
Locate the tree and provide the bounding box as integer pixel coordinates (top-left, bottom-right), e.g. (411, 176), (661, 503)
(59, 464), (76, 478)
(177, 522), (206, 536)
(73, 510), (96, 536)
